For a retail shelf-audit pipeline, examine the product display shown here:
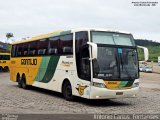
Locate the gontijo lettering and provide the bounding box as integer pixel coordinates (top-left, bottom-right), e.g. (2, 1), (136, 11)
(21, 59), (37, 65)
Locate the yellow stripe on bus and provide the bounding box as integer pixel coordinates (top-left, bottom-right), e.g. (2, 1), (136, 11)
(104, 81), (121, 89)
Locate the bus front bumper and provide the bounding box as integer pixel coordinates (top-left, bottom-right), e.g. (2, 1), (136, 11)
(89, 86), (139, 99)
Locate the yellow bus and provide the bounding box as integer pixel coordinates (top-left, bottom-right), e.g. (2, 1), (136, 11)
(10, 28), (141, 100)
(0, 53), (10, 72)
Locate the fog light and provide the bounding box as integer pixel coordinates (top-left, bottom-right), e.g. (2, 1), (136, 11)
(132, 82), (139, 88)
(96, 96), (100, 98)
(133, 94), (137, 97)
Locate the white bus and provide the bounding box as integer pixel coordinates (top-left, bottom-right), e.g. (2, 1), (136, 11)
(10, 28), (140, 100)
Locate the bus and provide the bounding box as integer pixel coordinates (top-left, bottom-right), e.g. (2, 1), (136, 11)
(10, 28), (140, 100)
(0, 53), (10, 72)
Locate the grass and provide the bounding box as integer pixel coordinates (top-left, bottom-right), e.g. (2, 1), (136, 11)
(137, 46), (160, 62)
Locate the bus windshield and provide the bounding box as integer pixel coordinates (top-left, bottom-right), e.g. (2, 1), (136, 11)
(91, 31), (135, 46)
(93, 46), (138, 80)
(0, 55), (10, 60)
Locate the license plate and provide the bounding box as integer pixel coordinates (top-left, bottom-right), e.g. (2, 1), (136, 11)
(116, 92), (123, 95)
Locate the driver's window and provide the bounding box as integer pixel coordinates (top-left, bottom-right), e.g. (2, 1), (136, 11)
(79, 47), (91, 80)
(75, 31), (91, 81)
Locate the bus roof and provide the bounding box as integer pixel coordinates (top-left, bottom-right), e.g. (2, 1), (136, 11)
(71, 28), (131, 34)
(12, 28), (132, 45)
(0, 53), (10, 55)
(12, 30), (64, 45)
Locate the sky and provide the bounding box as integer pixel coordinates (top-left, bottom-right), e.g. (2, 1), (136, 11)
(0, 0), (160, 43)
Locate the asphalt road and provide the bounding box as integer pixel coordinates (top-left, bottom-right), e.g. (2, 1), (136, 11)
(0, 72), (160, 118)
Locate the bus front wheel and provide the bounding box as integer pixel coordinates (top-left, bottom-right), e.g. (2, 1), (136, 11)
(3, 67), (9, 72)
(62, 81), (74, 101)
(17, 76), (22, 88)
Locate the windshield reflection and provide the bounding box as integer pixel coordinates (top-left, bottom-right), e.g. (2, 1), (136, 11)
(119, 48), (139, 80)
(93, 46), (138, 80)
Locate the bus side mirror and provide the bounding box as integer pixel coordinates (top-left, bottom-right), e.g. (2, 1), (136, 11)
(87, 42), (97, 59)
(137, 46), (149, 61)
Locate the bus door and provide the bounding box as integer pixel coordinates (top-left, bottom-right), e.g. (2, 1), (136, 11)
(75, 45), (91, 98)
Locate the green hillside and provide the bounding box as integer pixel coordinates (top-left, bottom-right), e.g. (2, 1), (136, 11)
(135, 39), (160, 62)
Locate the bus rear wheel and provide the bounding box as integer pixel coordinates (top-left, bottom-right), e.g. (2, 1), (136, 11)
(21, 76), (28, 89)
(62, 81), (74, 101)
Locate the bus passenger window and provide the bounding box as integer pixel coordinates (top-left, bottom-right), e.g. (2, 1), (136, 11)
(28, 41), (38, 56)
(11, 45), (16, 57)
(62, 47), (73, 54)
(32, 50), (36, 55)
(16, 44), (23, 57)
(59, 34), (73, 55)
(24, 51), (28, 56)
(18, 51), (22, 56)
(22, 43), (29, 56)
(48, 48), (57, 55)
(38, 49), (46, 55)
(49, 37), (59, 55)
(29, 49), (36, 55)
(37, 39), (48, 56)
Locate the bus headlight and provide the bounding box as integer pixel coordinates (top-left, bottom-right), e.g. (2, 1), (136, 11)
(132, 82), (139, 88)
(92, 82), (106, 88)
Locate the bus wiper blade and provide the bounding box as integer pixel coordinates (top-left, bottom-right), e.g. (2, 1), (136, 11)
(119, 54), (123, 70)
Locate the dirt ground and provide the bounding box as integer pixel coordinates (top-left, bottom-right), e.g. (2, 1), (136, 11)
(0, 64), (160, 118)
(0, 75), (159, 114)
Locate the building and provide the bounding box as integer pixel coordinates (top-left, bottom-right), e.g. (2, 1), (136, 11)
(0, 41), (7, 52)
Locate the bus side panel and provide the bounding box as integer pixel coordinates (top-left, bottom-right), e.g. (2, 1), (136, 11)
(32, 56), (61, 91)
(0, 60), (10, 68)
(32, 55), (91, 99)
(26, 57), (42, 85)
(32, 56), (76, 93)
(10, 57), (42, 84)
(51, 56), (75, 92)
(10, 58), (18, 82)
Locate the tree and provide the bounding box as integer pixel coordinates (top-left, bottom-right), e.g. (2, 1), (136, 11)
(6, 33), (14, 43)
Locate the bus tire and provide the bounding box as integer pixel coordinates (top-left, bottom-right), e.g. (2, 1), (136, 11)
(21, 75), (28, 89)
(0, 67), (2, 72)
(62, 81), (74, 101)
(17, 75), (22, 88)
(3, 67), (9, 72)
